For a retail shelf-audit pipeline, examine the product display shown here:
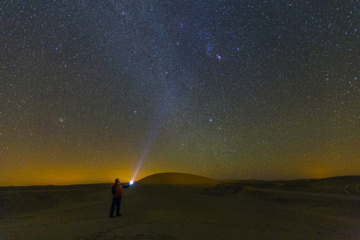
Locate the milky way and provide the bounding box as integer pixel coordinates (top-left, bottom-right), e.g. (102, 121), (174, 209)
(1, 1), (359, 185)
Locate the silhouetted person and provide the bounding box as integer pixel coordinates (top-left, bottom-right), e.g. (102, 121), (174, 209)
(110, 178), (130, 217)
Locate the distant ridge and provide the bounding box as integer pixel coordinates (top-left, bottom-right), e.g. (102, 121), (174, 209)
(137, 172), (218, 185)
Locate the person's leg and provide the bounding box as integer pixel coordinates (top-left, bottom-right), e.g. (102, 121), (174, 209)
(116, 197), (122, 216)
(110, 198), (116, 217)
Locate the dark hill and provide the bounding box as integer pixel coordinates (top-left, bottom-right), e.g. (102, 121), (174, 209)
(137, 172), (217, 185)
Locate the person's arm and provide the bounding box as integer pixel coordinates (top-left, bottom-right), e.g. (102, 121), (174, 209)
(122, 184), (130, 188)
(111, 185), (115, 196)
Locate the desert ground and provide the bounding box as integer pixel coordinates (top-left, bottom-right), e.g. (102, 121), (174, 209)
(1, 173), (360, 240)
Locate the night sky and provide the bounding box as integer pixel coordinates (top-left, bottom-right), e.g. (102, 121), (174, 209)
(1, 1), (359, 186)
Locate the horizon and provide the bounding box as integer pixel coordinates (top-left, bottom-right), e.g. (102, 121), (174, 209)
(1, 172), (360, 187)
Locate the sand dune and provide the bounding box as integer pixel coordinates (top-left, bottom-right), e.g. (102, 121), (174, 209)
(1, 173), (360, 239)
(137, 172), (218, 185)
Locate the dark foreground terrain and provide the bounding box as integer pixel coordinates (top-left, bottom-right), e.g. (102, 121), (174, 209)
(1, 174), (360, 239)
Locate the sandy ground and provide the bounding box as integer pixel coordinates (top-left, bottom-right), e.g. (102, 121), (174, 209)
(1, 173), (360, 240)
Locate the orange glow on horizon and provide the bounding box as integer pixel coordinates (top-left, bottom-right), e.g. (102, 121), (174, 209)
(0, 166), (135, 186)
(1, 147), (359, 186)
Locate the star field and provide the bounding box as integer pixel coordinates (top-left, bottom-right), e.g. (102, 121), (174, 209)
(1, 1), (359, 185)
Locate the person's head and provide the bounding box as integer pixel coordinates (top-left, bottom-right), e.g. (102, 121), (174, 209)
(115, 178), (120, 185)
